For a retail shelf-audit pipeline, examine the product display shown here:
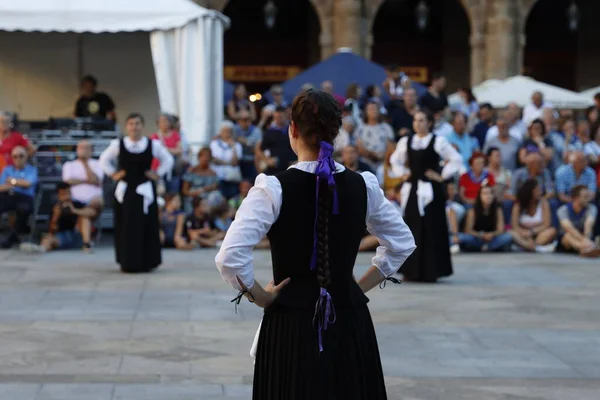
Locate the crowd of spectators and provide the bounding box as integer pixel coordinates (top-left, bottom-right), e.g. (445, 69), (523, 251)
(2, 70), (600, 257)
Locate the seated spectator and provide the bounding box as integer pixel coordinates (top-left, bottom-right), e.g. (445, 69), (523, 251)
(510, 179), (557, 252)
(585, 120), (600, 167)
(355, 102), (394, 171)
(556, 185), (600, 257)
(483, 114), (521, 171)
(453, 88), (479, 121)
(61, 140), (104, 218)
(456, 184), (512, 252)
(508, 151), (555, 201)
(20, 183), (97, 253)
(471, 103), (495, 149)
(447, 111), (479, 167)
(182, 148), (220, 213)
(206, 191), (232, 236)
(210, 121), (243, 199)
(459, 152), (496, 207)
(485, 106), (526, 144)
(227, 84), (257, 122)
(523, 91), (553, 127)
(432, 110), (454, 138)
(0, 112), (35, 173)
(183, 198), (221, 248)
(344, 83), (363, 124)
(151, 113), (183, 193)
(334, 116), (356, 153)
(159, 193), (193, 250)
(321, 80), (346, 108)
(0, 146), (37, 248)
(518, 118), (554, 167)
(228, 180), (252, 214)
(555, 151), (597, 204)
(234, 110), (262, 181)
(341, 145), (372, 174)
(256, 106), (294, 175)
(74, 75), (116, 121)
(418, 72), (448, 114)
(549, 117), (578, 171)
(486, 147), (512, 201)
(362, 84), (387, 115)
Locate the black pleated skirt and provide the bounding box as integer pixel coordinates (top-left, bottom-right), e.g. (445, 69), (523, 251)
(253, 303), (387, 400)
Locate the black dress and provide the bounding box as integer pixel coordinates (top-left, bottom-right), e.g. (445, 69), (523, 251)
(113, 139), (161, 273)
(253, 168), (387, 400)
(400, 134), (453, 282)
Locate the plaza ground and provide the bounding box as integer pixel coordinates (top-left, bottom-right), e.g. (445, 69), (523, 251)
(0, 245), (599, 400)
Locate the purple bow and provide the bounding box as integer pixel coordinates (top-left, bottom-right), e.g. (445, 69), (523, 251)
(309, 141), (339, 270)
(313, 287), (337, 353)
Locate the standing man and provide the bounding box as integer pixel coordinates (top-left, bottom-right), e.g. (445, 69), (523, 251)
(99, 113), (173, 273)
(62, 140), (104, 219)
(418, 72), (448, 114)
(74, 75), (116, 121)
(255, 106), (295, 175)
(0, 146), (37, 248)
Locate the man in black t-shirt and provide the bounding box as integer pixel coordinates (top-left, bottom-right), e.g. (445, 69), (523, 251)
(74, 75), (116, 121)
(183, 198), (220, 248)
(418, 72), (449, 114)
(256, 106), (296, 175)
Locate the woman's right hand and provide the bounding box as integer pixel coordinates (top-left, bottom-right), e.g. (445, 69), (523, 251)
(236, 276), (291, 308)
(112, 170), (126, 181)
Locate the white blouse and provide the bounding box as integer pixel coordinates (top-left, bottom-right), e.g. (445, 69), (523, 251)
(215, 162), (416, 291)
(389, 133), (464, 179)
(99, 136), (174, 178)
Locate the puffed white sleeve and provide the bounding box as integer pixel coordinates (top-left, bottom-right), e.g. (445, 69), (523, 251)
(361, 171), (416, 277)
(151, 140), (175, 177)
(215, 174), (282, 291)
(98, 139), (120, 177)
(389, 136), (410, 177)
(433, 135), (465, 178)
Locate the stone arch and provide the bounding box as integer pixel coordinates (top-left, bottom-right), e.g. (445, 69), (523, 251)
(369, 0), (472, 90)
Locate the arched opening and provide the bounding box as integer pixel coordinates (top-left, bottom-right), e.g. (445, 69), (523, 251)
(371, 0), (470, 91)
(223, 0), (321, 93)
(524, 0), (598, 90)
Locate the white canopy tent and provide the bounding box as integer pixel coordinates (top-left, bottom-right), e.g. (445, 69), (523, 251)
(0, 0), (229, 146)
(580, 86), (600, 100)
(473, 76), (593, 109)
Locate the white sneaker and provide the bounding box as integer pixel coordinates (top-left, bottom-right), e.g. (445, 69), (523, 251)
(19, 242), (46, 253)
(450, 244), (460, 254)
(535, 241), (557, 254)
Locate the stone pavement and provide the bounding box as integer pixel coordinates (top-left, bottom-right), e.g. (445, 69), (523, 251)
(0, 246), (600, 400)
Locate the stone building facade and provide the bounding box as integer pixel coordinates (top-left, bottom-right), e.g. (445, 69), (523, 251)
(195, 0), (598, 91)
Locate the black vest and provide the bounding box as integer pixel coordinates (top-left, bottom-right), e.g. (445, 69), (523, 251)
(118, 138), (153, 186)
(267, 168), (369, 308)
(407, 134), (442, 184)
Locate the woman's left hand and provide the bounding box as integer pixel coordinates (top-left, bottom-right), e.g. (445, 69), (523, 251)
(424, 169), (443, 182)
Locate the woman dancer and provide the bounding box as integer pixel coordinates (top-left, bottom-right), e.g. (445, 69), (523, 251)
(390, 111), (463, 282)
(99, 113), (173, 273)
(216, 89), (415, 399)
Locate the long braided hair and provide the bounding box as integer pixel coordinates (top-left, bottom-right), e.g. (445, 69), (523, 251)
(291, 89), (341, 351)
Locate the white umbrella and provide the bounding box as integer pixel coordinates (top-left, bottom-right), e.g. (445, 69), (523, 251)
(580, 86), (600, 99)
(476, 76), (592, 109)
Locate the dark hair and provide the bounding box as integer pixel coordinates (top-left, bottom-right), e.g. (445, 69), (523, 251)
(197, 147), (212, 159)
(431, 71), (445, 82)
(460, 88), (476, 103)
(345, 83), (360, 99)
(480, 103), (493, 111)
(80, 75), (97, 87)
(274, 105), (286, 113)
(126, 112), (144, 124)
(385, 64), (398, 72)
(163, 192), (179, 207)
(586, 106), (596, 121)
(594, 93), (600, 101)
(474, 184), (498, 217)
(414, 110), (434, 132)
(528, 118), (546, 137)
(291, 89), (341, 290)
(590, 119), (600, 139)
(517, 178), (539, 211)
(451, 111), (467, 125)
(365, 84), (377, 98)
(192, 197), (203, 210)
(56, 182), (70, 192)
(571, 184), (589, 200)
(362, 101), (382, 124)
(486, 146), (499, 158)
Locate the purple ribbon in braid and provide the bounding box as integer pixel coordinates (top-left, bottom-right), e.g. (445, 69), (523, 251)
(311, 140), (339, 352)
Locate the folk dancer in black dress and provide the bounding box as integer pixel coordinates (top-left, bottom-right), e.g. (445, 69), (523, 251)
(389, 111), (464, 282)
(99, 113), (174, 273)
(216, 90), (416, 399)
